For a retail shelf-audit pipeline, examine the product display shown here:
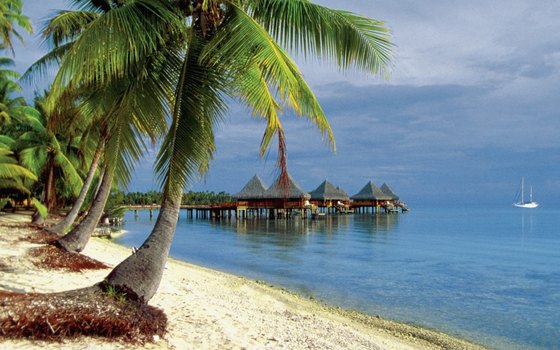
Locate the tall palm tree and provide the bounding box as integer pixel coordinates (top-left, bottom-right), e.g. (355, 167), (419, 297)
(50, 0), (392, 302)
(0, 0), (32, 54)
(27, 0), (168, 237)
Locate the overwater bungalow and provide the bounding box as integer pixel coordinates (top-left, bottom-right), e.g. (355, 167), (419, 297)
(308, 180), (352, 214)
(198, 175), (407, 220)
(233, 174), (268, 201)
(380, 182), (399, 201)
(234, 174), (311, 219)
(351, 181), (396, 213)
(380, 182), (408, 211)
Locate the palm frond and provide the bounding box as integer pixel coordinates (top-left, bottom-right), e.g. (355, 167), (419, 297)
(244, 0), (393, 77)
(53, 149), (84, 196)
(205, 4), (334, 153)
(0, 135), (15, 148)
(42, 10), (100, 47)
(51, 0), (184, 99)
(0, 179), (31, 194)
(0, 163), (37, 181)
(21, 42), (73, 84)
(155, 31), (227, 196)
(31, 198), (48, 218)
(18, 146), (47, 176)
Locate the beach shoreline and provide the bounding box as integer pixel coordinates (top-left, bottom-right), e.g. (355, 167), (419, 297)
(0, 212), (485, 349)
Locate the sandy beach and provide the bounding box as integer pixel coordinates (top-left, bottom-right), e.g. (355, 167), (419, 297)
(0, 212), (484, 350)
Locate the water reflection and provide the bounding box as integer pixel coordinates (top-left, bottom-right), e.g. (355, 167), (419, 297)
(519, 209), (534, 236)
(196, 213), (402, 249)
(126, 210), (401, 242)
(353, 213), (400, 234)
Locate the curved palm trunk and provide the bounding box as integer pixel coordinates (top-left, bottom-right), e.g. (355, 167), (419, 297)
(32, 164), (55, 225)
(104, 189), (181, 302)
(55, 164), (114, 253)
(50, 139), (104, 234)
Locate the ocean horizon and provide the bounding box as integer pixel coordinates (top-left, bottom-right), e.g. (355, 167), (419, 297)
(114, 205), (559, 350)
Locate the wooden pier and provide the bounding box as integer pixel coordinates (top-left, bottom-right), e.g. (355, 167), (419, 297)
(125, 176), (408, 221)
(126, 200), (408, 221)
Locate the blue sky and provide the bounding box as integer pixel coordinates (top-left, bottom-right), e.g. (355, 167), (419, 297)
(11, 0), (560, 206)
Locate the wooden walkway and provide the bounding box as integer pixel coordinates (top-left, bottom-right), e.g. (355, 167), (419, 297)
(126, 201), (408, 220)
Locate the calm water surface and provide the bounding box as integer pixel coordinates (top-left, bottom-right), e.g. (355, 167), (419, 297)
(115, 206), (560, 349)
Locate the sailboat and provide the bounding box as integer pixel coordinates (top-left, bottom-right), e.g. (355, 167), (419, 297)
(514, 177), (539, 208)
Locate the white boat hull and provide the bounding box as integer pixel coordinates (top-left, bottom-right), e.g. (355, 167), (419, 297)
(514, 202), (539, 209)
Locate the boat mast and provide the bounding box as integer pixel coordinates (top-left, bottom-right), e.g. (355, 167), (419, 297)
(521, 177), (525, 203)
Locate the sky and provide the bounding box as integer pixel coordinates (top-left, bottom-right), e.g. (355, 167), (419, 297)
(11, 0), (560, 206)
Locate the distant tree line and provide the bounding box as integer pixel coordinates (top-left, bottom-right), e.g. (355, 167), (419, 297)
(115, 190), (233, 206)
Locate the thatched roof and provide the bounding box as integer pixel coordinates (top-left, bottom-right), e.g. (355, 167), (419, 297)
(233, 175), (268, 199)
(351, 181), (393, 201)
(309, 180), (349, 201)
(263, 174), (310, 199)
(380, 182), (399, 201)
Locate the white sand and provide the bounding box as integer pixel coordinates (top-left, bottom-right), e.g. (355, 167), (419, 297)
(0, 213), (484, 350)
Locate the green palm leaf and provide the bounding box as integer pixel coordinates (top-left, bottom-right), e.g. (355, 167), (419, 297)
(155, 31), (226, 196)
(244, 0), (393, 76)
(43, 10), (100, 47)
(205, 4), (334, 154)
(0, 162), (37, 180)
(51, 0), (183, 99)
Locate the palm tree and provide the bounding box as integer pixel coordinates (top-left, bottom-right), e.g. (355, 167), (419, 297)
(0, 135), (37, 198)
(49, 0), (392, 302)
(48, 130), (105, 234)
(0, 56), (30, 131)
(0, 0), (32, 54)
(15, 93), (84, 224)
(55, 109), (155, 252)
(24, 0), (168, 236)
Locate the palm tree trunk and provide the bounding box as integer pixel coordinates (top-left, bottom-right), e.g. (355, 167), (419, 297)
(104, 189), (182, 302)
(55, 163), (114, 253)
(32, 164), (55, 225)
(50, 139), (104, 234)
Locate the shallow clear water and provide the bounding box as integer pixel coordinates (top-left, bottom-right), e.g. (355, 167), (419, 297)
(115, 207), (560, 349)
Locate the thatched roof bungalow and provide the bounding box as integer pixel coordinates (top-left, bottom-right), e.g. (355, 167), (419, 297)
(233, 174), (310, 215)
(233, 175), (268, 200)
(380, 182), (400, 201)
(263, 174), (310, 200)
(351, 181), (393, 202)
(309, 180), (349, 201)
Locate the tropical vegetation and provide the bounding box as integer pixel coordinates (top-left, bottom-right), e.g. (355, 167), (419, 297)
(39, 0), (392, 304)
(3, 0), (392, 314)
(117, 190), (233, 206)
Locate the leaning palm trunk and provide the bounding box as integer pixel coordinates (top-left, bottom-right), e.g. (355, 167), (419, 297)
(55, 163), (114, 253)
(104, 189), (181, 301)
(50, 139), (104, 234)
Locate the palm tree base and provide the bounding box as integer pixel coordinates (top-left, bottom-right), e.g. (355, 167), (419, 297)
(0, 285), (167, 342)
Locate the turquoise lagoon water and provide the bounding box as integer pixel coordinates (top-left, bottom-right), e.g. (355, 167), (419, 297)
(114, 207), (560, 349)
